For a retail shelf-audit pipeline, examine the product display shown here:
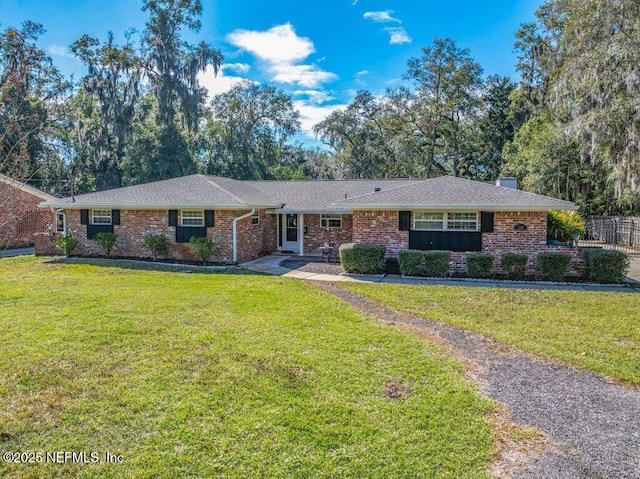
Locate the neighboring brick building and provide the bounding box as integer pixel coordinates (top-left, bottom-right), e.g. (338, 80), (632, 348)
(1, 174), (56, 249)
(37, 174), (580, 271)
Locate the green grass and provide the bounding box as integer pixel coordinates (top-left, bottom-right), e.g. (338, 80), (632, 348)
(0, 257), (494, 478)
(340, 282), (640, 385)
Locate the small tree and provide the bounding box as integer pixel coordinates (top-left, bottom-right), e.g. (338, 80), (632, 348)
(54, 233), (78, 257)
(143, 233), (168, 260)
(189, 236), (214, 265)
(93, 232), (117, 256)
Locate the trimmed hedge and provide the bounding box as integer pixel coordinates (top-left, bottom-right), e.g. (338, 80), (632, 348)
(537, 252), (571, 281)
(339, 243), (386, 274)
(398, 250), (451, 277)
(466, 253), (494, 278)
(501, 253), (527, 280)
(584, 248), (630, 284)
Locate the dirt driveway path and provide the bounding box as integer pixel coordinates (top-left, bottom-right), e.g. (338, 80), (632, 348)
(313, 282), (640, 479)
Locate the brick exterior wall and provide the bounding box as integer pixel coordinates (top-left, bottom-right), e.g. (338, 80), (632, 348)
(1, 183), (54, 248)
(352, 211), (408, 256)
(35, 208), (275, 264)
(351, 209), (584, 276)
(303, 214), (353, 254)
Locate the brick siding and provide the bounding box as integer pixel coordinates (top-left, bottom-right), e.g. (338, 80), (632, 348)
(1, 183), (54, 248)
(352, 211), (408, 256)
(303, 214), (353, 254)
(37, 208), (275, 264)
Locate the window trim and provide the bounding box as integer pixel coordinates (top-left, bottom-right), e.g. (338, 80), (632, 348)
(181, 210), (205, 227)
(91, 209), (112, 225)
(320, 214), (342, 228)
(251, 210), (260, 225)
(412, 211), (478, 231)
(56, 212), (66, 233)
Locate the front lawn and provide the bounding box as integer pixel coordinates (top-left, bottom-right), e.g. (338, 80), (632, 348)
(0, 257), (494, 478)
(340, 282), (640, 386)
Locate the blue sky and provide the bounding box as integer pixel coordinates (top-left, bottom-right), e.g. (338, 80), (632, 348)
(2, 0), (542, 141)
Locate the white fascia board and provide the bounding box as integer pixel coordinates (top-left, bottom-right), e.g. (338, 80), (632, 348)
(39, 202), (281, 210)
(276, 208), (354, 214)
(338, 203), (577, 211)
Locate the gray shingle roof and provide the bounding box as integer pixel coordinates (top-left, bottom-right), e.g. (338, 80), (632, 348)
(333, 176), (576, 210)
(41, 175), (280, 209)
(40, 174), (576, 211)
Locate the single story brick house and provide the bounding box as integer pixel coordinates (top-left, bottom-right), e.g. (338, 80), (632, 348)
(37, 174), (579, 272)
(1, 174), (56, 249)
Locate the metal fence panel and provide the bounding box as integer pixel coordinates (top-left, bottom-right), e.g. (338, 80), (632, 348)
(583, 216), (640, 253)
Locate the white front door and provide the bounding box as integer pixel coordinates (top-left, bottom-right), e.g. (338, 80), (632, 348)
(280, 214), (300, 253)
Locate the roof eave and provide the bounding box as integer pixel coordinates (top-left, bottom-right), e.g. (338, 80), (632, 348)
(38, 202), (281, 210)
(330, 203), (578, 211)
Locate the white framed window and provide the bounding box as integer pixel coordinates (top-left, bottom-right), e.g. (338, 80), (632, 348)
(320, 214), (342, 228)
(413, 212), (444, 230)
(447, 212), (478, 230)
(251, 211), (260, 225)
(413, 212), (478, 231)
(181, 210), (204, 227)
(91, 209), (112, 225)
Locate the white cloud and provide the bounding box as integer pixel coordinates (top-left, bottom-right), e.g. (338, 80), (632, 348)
(197, 65), (248, 99)
(272, 64), (338, 88)
(227, 24), (314, 65)
(363, 10), (401, 23)
(356, 70), (369, 77)
(222, 63), (251, 74)
(293, 89), (335, 105)
(48, 45), (75, 59)
(227, 23), (338, 89)
(384, 27), (412, 44)
(293, 101), (347, 135)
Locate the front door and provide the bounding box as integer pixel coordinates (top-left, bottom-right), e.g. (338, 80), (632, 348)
(280, 214), (299, 252)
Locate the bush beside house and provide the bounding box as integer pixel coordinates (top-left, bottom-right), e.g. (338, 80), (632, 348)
(537, 252), (572, 281)
(339, 243), (386, 274)
(398, 250), (451, 277)
(584, 249), (630, 283)
(465, 253), (494, 278)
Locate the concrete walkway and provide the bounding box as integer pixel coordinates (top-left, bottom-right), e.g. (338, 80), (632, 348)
(0, 246), (34, 258)
(240, 254), (638, 293)
(627, 254), (640, 283)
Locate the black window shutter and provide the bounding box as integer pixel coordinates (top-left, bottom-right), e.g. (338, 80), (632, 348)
(112, 209), (120, 225)
(205, 210), (214, 227)
(399, 211), (411, 231)
(480, 212), (494, 233)
(168, 210), (178, 227)
(80, 209), (89, 225)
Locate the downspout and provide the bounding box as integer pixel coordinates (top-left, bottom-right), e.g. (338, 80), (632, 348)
(232, 209), (256, 264)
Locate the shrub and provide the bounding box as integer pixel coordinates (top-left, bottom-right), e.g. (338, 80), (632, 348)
(339, 243), (385, 274)
(189, 236), (214, 265)
(466, 253), (494, 278)
(501, 253), (527, 280)
(584, 249), (629, 284)
(537, 252), (571, 281)
(54, 234), (78, 256)
(398, 250), (450, 277)
(143, 233), (169, 260)
(93, 232), (117, 256)
(547, 210), (585, 243)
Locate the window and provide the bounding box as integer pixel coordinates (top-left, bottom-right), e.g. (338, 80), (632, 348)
(181, 210), (204, 227)
(320, 214), (342, 228)
(413, 212), (478, 231)
(91, 209), (112, 225)
(251, 211), (260, 225)
(56, 212), (65, 232)
(414, 212), (444, 230)
(447, 212), (478, 230)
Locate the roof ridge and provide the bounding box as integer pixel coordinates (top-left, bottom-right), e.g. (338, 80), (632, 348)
(331, 177), (436, 204)
(200, 175), (248, 204)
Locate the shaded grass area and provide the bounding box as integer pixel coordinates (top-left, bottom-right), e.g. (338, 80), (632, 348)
(340, 282), (640, 386)
(0, 257), (494, 478)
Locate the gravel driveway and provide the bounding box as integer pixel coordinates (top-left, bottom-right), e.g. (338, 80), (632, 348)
(313, 282), (640, 479)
